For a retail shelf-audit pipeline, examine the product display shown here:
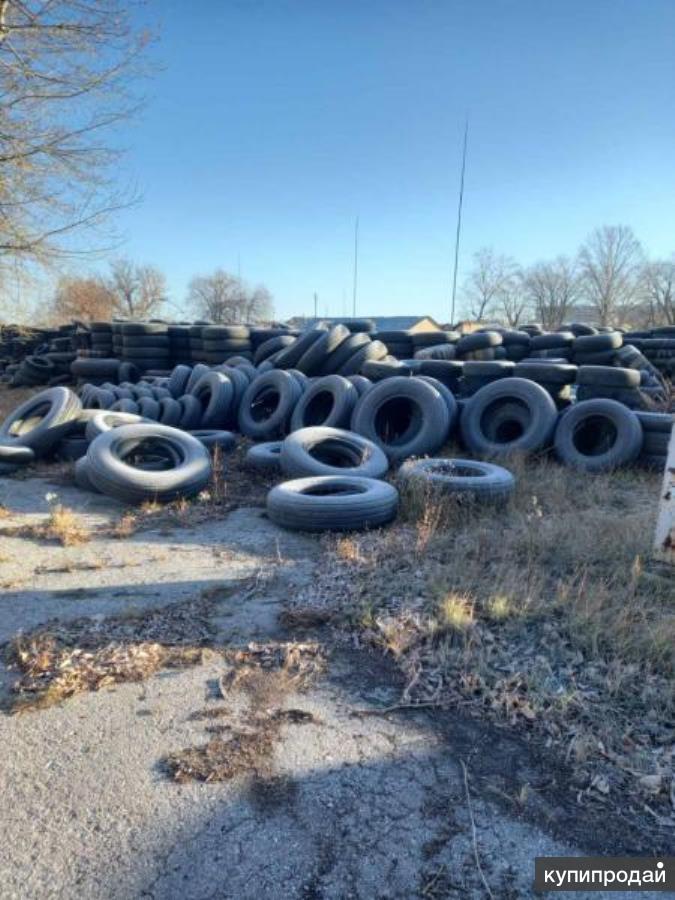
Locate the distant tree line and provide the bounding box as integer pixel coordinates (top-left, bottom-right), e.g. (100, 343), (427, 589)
(42, 263), (274, 325)
(461, 225), (674, 329)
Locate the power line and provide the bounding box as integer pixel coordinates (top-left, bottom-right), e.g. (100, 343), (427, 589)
(450, 116), (469, 326)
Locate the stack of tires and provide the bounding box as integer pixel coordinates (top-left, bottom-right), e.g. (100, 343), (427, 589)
(89, 322), (114, 357)
(373, 330), (414, 359)
(188, 324), (207, 363)
(636, 412), (673, 470)
(168, 325), (192, 366)
(576, 365), (649, 409)
(121, 322), (171, 372)
(201, 325), (252, 363)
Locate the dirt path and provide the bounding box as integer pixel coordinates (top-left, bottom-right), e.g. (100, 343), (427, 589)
(0, 477), (664, 899)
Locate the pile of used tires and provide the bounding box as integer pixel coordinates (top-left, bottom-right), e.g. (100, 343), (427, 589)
(1, 324), (77, 388)
(0, 318), (672, 533)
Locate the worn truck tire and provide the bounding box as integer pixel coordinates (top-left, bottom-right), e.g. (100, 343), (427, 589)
(238, 370), (302, 439)
(86, 423), (212, 504)
(460, 378), (558, 457)
(553, 399), (643, 471)
(290, 375), (358, 431)
(0, 387), (82, 456)
(267, 475), (399, 532)
(351, 376), (450, 462)
(280, 426), (389, 479)
(399, 457), (515, 503)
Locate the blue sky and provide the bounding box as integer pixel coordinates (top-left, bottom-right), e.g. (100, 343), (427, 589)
(108, 0), (675, 322)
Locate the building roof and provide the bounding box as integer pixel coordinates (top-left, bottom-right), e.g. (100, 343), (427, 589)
(292, 315), (441, 333)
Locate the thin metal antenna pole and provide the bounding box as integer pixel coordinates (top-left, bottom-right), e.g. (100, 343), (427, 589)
(313, 292), (318, 321)
(450, 116), (469, 326)
(352, 215), (359, 317)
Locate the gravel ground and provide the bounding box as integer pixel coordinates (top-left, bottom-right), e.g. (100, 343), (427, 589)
(0, 474), (662, 899)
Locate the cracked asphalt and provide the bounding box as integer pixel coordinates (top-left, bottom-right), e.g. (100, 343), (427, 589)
(0, 477), (659, 899)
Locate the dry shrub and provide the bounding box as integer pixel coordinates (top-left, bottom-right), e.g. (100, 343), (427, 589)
(292, 457), (674, 810)
(42, 504), (91, 546)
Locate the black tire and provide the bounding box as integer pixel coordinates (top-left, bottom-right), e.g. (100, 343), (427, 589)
(0, 386), (82, 456)
(530, 332), (574, 350)
(137, 396), (161, 420)
(513, 362), (577, 384)
(642, 431), (670, 455)
(399, 457), (515, 503)
(190, 371), (234, 428)
(573, 332), (622, 353)
(346, 375), (373, 397)
(413, 343), (457, 361)
(319, 332), (372, 374)
(168, 365), (192, 398)
(86, 424), (212, 504)
(289, 375), (358, 431)
(280, 426), (389, 479)
(185, 363), (211, 392)
(460, 378), (558, 457)
(273, 327), (327, 369)
(0, 444), (35, 465)
(456, 331), (503, 356)
(296, 325), (351, 375)
(178, 394), (204, 430)
(577, 366), (641, 388)
(201, 325), (250, 341)
(553, 399), (643, 471)
(122, 335), (170, 349)
(351, 376), (451, 462)
(110, 399), (141, 415)
(74, 456), (99, 492)
(267, 475), (398, 532)
(253, 335), (296, 365)
(244, 440), (282, 472)
(188, 430), (237, 452)
(85, 411), (146, 441)
(635, 412), (673, 434)
(56, 435), (89, 461)
(415, 375), (459, 431)
(339, 340), (388, 375)
(238, 370), (302, 439)
(159, 397), (182, 426)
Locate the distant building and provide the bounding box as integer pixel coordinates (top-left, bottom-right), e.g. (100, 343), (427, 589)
(289, 315), (442, 333)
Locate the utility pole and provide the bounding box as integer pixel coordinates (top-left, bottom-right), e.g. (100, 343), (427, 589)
(450, 116), (469, 327)
(352, 215), (359, 317)
(313, 292), (318, 321)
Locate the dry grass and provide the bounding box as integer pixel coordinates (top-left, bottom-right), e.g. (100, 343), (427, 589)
(1, 504), (91, 546)
(42, 504), (91, 546)
(292, 455), (675, 815)
(106, 439), (277, 536)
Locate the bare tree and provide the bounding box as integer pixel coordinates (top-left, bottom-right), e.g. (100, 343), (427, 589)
(0, 0), (152, 274)
(522, 257), (579, 330)
(463, 248), (519, 321)
(496, 279), (529, 326)
(187, 269), (273, 323)
(641, 258), (675, 326)
(108, 259), (166, 318)
(50, 275), (116, 323)
(578, 226), (643, 326)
